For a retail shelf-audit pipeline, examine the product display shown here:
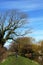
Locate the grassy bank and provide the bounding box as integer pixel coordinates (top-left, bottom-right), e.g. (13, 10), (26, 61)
(0, 56), (40, 65)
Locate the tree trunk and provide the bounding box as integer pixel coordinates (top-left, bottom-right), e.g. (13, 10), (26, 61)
(0, 40), (5, 47)
(0, 44), (7, 62)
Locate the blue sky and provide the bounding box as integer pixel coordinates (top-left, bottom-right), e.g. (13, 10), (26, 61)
(0, 0), (43, 43)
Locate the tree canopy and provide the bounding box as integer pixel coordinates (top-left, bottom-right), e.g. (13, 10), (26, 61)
(0, 10), (30, 47)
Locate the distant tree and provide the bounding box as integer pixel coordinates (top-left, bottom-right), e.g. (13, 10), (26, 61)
(16, 37), (33, 48)
(9, 37), (35, 59)
(21, 44), (35, 59)
(40, 41), (43, 65)
(9, 37), (32, 52)
(9, 43), (18, 52)
(32, 44), (41, 62)
(0, 9), (30, 47)
(41, 41), (43, 53)
(32, 44), (40, 54)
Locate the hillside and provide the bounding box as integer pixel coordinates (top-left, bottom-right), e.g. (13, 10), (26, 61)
(0, 56), (40, 65)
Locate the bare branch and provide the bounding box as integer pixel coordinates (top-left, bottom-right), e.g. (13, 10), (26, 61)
(0, 9), (31, 46)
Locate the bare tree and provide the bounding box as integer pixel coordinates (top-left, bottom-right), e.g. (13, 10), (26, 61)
(0, 9), (30, 47)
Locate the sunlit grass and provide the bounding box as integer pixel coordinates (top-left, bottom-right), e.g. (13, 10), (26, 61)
(0, 56), (40, 65)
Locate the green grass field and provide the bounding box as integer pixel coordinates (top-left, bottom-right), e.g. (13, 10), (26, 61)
(0, 56), (40, 65)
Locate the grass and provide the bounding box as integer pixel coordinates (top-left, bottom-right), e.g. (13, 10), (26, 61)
(0, 55), (40, 65)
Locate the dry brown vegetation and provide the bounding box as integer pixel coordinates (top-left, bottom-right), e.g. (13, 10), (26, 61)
(0, 44), (7, 62)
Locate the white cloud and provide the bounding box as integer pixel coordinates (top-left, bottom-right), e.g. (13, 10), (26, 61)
(27, 17), (43, 27)
(33, 36), (43, 41)
(29, 30), (43, 41)
(29, 17), (43, 22)
(32, 30), (43, 35)
(0, 1), (43, 11)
